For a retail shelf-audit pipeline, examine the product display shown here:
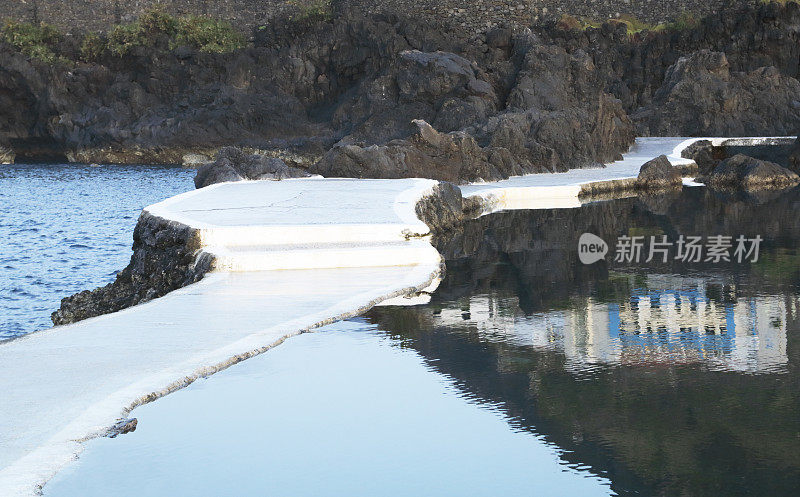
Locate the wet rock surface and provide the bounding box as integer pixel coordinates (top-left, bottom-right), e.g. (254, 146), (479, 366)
(51, 213), (213, 325)
(700, 153), (800, 190)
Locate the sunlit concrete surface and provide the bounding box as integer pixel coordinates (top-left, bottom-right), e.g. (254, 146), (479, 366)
(0, 265), (441, 496)
(148, 177), (436, 248)
(0, 178), (443, 497)
(461, 136), (796, 212)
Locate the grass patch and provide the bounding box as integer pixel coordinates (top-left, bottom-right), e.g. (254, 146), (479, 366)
(1, 20), (64, 63)
(107, 5), (245, 56)
(80, 32), (106, 61)
(287, 0), (334, 23)
(557, 14), (600, 31)
(557, 11), (702, 36)
(613, 14), (656, 34)
(654, 12), (701, 32)
(173, 16), (246, 53)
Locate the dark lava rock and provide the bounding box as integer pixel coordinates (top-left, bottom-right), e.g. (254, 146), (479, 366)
(194, 147), (309, 188)
(633, 50), (800, 136)
(107, 418), (138, 438)
(700, 154), (800, 190)
(540, 1), (800, 134)
(313, 42), (635, 183)
(415, 181), (474, 233)
(0, 12), (635, 182)
(312, 119), (493, 182)
(51, 213), (213, 325)
(0, 2), (796, 180)
(789, 137), (800, 173)
(636, 155), (682, 190)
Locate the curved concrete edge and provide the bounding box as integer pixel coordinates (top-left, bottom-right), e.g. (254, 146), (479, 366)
(0, 264), (443, 497)
(145, 178), (437, 244)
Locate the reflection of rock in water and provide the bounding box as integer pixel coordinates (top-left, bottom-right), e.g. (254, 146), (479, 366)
(366, 187), (800, 496)
(434, 186), (800, 310)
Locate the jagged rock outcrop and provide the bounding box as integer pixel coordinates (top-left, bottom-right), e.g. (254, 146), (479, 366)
(194, 146), (309, 188)
(542, 1), (800, 119)
(1, 2), (798, 181)
(699, 153), (800, 190)
(0, 12), (637, 182)
(636, 155), (682, 190)
(51, 213), (213, 325)
(633, 50), (800, 136)
(414, 181), (484, 233)
(313, 43), (634, 182)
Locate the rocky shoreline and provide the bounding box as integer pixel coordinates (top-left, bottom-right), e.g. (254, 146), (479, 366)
(0, 2), (798, 183)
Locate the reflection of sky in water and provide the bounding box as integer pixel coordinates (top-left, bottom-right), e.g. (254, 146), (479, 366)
(429, 273), (791, 374)
(44, 325), (615, 497)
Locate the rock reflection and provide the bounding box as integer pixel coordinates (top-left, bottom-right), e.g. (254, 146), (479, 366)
(367, 186), (800, 496)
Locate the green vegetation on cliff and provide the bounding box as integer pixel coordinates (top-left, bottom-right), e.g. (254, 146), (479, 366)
(287, 0), (334, 23)
(107, 7), (246, 56)
(1, 20), (63, 63)
(1, 6), (246, 63)
(557, 11), (700, 36)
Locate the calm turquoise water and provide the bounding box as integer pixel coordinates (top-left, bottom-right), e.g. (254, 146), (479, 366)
(43, 188), (800, 496)
(0, 163), (194, 339)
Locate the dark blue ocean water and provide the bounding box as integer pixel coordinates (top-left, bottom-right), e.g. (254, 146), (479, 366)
(0, 163), (194, 339)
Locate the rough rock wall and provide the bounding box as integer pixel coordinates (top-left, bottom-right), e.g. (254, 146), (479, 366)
(51, 212), (213, 325)
(544, 1), (800, 124)
(0, 12), (637, 179)
(3, 0), (741, 33)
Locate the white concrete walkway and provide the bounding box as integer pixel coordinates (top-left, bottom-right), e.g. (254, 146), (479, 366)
(462, 136), (795, 211)
(0, 178), (443, 497)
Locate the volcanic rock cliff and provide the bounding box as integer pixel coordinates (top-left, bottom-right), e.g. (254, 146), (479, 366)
(1, 1), (799, 183)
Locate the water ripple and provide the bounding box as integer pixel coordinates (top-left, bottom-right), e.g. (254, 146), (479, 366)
(0, 163), (194, 339)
